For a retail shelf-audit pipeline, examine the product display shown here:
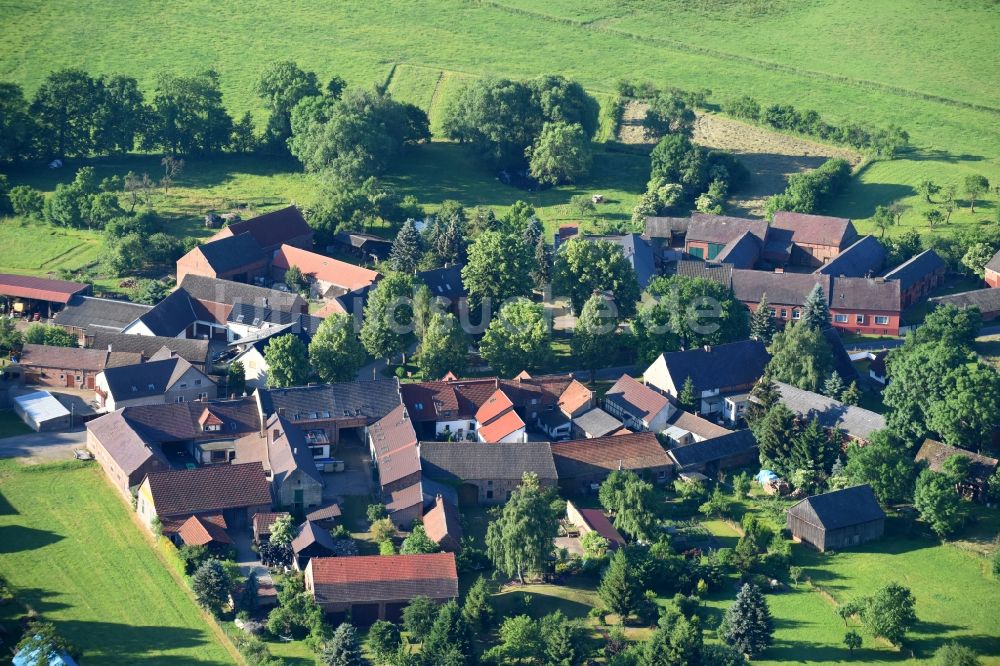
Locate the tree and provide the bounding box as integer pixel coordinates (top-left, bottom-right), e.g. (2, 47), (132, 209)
(933, 642), (982, 666)
(0, 317), (22, 353)
(571, 294), (619, 375)
(800, 284), (830, 330)
(527, 121), (592, 185)
(918, 179), (940, 203)
(360, 273), (416, 364)
(402, 596), (439, 643)
(553, 238), (640, 317)
(484, 614), (543, 663)
(751, 404), (797, 476)
(533, 236), (553, 291)
(542, 613), (585, 666)
(310, 313), (367, 383)
(580, 530), (611, 559)
(721, 583), (774, 657)
(421, 600), (473, 665)
(485, 472), (560, 582)
(0, 83), (36, 163)
(963, 175), (989, 213)
(910, 304), (981, 350)
(639, 275), (749, 350)
(823, 372), (845, 400)
(599, 470), (657, 541)
(132, 278), (169, 305)
(643, 92), (695, 140)
(368, 620), (402, 664)
(700, 485), (735, 518)
(160, 155), (184, 193)
(147, 70), (234, 154)
(367, 503), (388, 523)
(843, 630), (862, 655)
(843, 431), (916, 505)
(284, 265), (306, 293)
(320, 623), (364, 666)
(30, 69), (99, 158)
(15, 621), (76, 666)
(766, 319), (835, 393)
(23, 323), (76, 348)
(961, 242), (998, 277)
(264, 334), (311, 387)
(370, 518), (397, 544)
(191, 559), (232, 615)
(462, 230), (534, 309)
(462, 576), (494, 630)
(859, 583), (916, 646)
(914, 469), (966, 537)
(924, 208), (944, 228)
(750, 294), (776, 343)
(529, 74), (600, 138)
(400, 524), (440, 554)
(732, 471), (752, 498)
(443, 76), (542, 167)
(227, 361), (246, 397)
(255, 61), (321, 150)
(924, 361), (1000, 449)
(9, 185), (45, 219)
(479, 298), (552, 377)
(599, 547), (641, 622)
(678, 376), (697, 412)
(390, 218), (422, 274)
(840, 381), (861, 406)
(871, 205), (895, 238)
(418, 312), (468, 380)
(269, 514), (298, 548)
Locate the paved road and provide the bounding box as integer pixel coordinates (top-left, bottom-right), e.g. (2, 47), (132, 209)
(0, 426), (87, 462)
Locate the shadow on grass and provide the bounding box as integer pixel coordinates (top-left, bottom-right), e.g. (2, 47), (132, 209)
(828, 180), (916, 219)
(906, 148), (987, 164)
(0, 488), (16, 516)
(908, 631), (1000, 662)
(0, 524), (64, 553)
(763, 641), (890, 663)
(57, 619), (233, 665)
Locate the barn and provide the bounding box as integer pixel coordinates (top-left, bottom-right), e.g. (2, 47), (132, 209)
(786, 484), (885, 552)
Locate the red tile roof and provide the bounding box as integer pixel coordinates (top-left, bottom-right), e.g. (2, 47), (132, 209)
(551, 432), (672, 478)
(578, 507), (626, 547)
(605, 374), (669, 422)
(253, 511), (290, 536)
(272, 245), (380, 292)
(145, 463), (272, 517)
(771, 211), (856, 248)
(307, 553), (458, 605)
(558, 380), (593, 415)
(477, 408), (525, 443)
(475, 389), (515, 424)
(401, 374), (574, 422)
(212, 205), (312, 250)
(423, 495), (462, 547)
(369, 405), (420, 485)
(178, 514), (233, 546)
(0, 273), (89, 304)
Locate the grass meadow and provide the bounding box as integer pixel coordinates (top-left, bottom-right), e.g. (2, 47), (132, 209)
(0, 460), (237, 665)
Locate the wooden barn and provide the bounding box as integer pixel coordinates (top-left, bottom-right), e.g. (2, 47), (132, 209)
(786, 485), (885, 552)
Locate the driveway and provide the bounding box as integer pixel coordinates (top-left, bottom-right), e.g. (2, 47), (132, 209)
(0, 426), (87, 462)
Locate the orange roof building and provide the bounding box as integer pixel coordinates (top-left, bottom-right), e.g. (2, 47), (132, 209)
(475, 389), (526, 443)
(272, 245), (380, 295)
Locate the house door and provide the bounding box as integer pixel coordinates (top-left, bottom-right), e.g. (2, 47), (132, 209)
(294, 489), (304, 508)
(66, 374), (76, 388)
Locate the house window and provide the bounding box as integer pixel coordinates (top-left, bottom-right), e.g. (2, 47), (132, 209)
(792, 309), (801, 320)
(414, 402), (424, 411)
(834, 314), (848, 323)
(486, 490), (494, 499)
(768, 308), (776, 317)
(487, 480), (493, 487)
(198, 392), (209, 400)
(195, 379), (202, 386)
(175, 396), (184, 403)
(856, 314), (866, 324)
(780, 308), (788, 318)
(874, 316), (889, 325)
(179, 383), (187, 389)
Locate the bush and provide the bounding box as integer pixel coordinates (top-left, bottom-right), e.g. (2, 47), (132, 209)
(9, 185), (44, 219)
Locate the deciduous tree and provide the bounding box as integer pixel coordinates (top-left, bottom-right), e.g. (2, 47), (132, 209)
(462, 230), (533, 308)
(527, 121), (592, 185)
(264, 334), (311, 388)
(553, 238), (640, 317)
(418, 312), (468, 380)
(859, 583), (916, 646)
(310, 313), (367, 383)
(914, 469), (966, 537)
(485, 472), (559, 582)
(479, 298), (552, 376)
(360, 273), (416, 364)
(766, 319), (834, 393)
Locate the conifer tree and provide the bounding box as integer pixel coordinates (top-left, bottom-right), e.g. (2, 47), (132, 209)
(390, 218), (422, 273)
(319, 623), (364, 666)
(750, 293), (777, 343)
(532, 236), (553, 290)
(722, 583), (774, 657)
(679, 376), (698, 412)
(840, 381), (861, 406)
(422, 600), (473, 665)
(598, 548), (640, 622)
(461, 576), (493, 630)
(823, 372), (844, 400)
(801, 284), (830, 330)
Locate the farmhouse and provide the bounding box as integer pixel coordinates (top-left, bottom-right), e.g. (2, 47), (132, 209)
(667, 429), (757, 476)
(90, 331), (211, 372)
(0, 273), (89, 319)
(915, 439), (999, 502)
(551, 432), (672, 494)
(882, 249), (947, 308)
(475, 389), (527, 443)
(416, 265), (467, 311)
(731, 270), (829, 325)
(566, 501), (626, 549)
(773, 381), (885, 442)
(17, 343), (140, 390)
(175, 232), (270, 284)
(603, 374), (674, 432)
(986, 248), (1000, 288)
(209, 205), (314, 253)
(815, 235), (885, 278)
(304, 553), (458, 623)
(787, 484), (885, 551)
(419, 441), (558, 505)
(52, 295), (152, 344)
(770, 212), (858, 267)
(423, 494), (463, 552)
(236, 414), (324, 510)
(683, 213), (768, 262)
(271, 244), (380, 299)
(829, 277), (902, 336)
(930, 288), (1000, 321)
(95, 352), (216, 411)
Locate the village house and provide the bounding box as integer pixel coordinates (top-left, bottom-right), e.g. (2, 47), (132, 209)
(603, 374), (675, 432)
(661, 409), (733, 447)
(291, 520), (340, 570)
(423, 495), (463, 552)
(271, 244), (380, 301)
(136, 462), (273, 536)
(868, 350), (889, 385)
(773, 381), (886, 443)
(644, 340), (769, 421)
(986, 248), (1000, 288)
(0, 273), (90, 319)
(787, 484), (885, 551)
(731, 270), (829, 326)
(416, 265), (467, 312)
(551, 432), (673, 494)
(667, 429), (757, 477)
(475, 389), (527, 443)
(643, 216), (689, 264)
(236, 414), (325, 511)
(770, 212), (858, 268)
(209, 205), (314, 253)
(829, 277), (902, 336)
(815, 235), (885, 278)
(930, 288), (1000, 322)
(419, 441), (558, 505)
(17, 343), (141, 390)
(882, 249), (947, 308)
(52, 295), (152, 344)
(95, 351), (216, 411)
(915, 439), (999, 502)
(682, 213), (768, 263)
(175, 232), (270, 285)
(304, 553), (458, 624)
(537, 379), (594, 441)
(566, 501), (626, 550)
(176, 514), (234, 552)
(368, 404), (422, 525)
(230, 320), (320, 390)
(91, 331), (211, 372)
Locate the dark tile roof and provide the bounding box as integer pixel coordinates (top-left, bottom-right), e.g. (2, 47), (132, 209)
(667, 429), (757, 469)
(787, 484), (885, 531)
(713, 230), (762, 269)
(419, 441), (558, 482)
(882, 249), (946, 291)
(673, 260), (733, 287)
(652, 340), (770, 394)
(133, 288), (197, 337)
(830, 277), (901, 312)
(220, 205), (312, 250)
(19, 344), (122, 372)
(417, 265), (467, 299)
(53, 295), (152, 333)
(930, 287), (1000, 313)
(687, 213), (768, 245)
(266, 415), (324, 486)
(915, 439), (999, 484)
(307, 553), (458, 605)
(180, 274), (306, 314)
(369, 405), (421, 486)
(572, 408), (623, 438)
(195, 232), (267, 274)
(731, 270), (829, 307)
(100, 356), (204, 401)
(664, 409), (733, 440)
(90, 331), (210, 367)
(605, 374), (669, 422)
(292, 520), (339, 554)
(257, 379), (401, 423)
(774, 381), (885, 440)
(0, 273), (89, 304)
(145, 462), (272, 516)
(86, 410), (168, 477)
(118, 397), (261, 444)
(552, 432), (671, 478)
(816, 235), (885, 278)
(575, 505), (626, 547)
(771, 212), (856, 248)
(644, 216), (689, 239)
(986, 248), (1000, 275)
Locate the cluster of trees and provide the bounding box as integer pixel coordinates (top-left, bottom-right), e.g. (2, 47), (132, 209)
(763, 158), (852, 218)
(0, 68), (250, 162)
(723, 95), (909, 159)
(916, 175), (993, 229)
(262, 312), (368, 387)
(442, 75), (599, 183)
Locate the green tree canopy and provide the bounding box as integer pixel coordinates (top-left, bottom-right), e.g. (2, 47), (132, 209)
(553, 238), (640, 317)
(462, 230), (534, 309)
(479, 298), (552, 377)
(766, 319), (835, 393)
(418, 312), (468, 380)
(843, 430), (917, 505)
(859, 583), (916, 646)
(309, 313), (367, 383)
(721, 583), (774, 658)
(400, 524), (441, 555)
(571, 293), (620, 374)
(360, 273), (417, 363)
(914, 469), (966, 537)
(191, 559), (231, 616)
(263, 334), (311, 388)
(485, 472), (560, 582)
(255, 60), (321, 150)
(527, 121), (593, 185)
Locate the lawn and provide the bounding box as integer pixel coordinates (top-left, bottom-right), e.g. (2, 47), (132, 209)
(976, 334), (1000, 372)
(0, 411), (31, 439)
(0, 459), (237, 665)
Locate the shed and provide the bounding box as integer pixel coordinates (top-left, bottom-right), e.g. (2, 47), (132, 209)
(786, 484), (885, 552)
(12, 390), (72, 432)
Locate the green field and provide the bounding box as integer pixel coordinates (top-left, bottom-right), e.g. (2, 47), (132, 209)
(0, 0), (997, 265)
(0, 460), (236, 665)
